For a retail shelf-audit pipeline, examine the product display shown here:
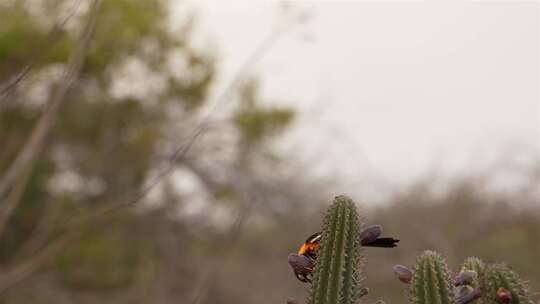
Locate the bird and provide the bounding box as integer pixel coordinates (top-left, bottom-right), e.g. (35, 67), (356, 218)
(288, 224), (399, 282)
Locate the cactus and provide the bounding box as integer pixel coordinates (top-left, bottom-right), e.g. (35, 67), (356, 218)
(308, 195), (364, 304)
(454, 257), (486, 304)
(461, 257), (486, 286)
(409, 250), (454, 304)
(482, 264), (534, 304)
(400, 253), (535, 304)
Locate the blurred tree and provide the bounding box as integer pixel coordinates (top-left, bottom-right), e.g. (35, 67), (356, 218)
(0, 1), (323, 303)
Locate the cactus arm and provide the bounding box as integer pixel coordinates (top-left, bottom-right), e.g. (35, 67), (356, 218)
(341, 203), (362, 303)
(456, 257), (485, 304)
(462, 257), (485, 278)
(326, 203), (349, 303)
(425, 257), (440, 304)
(433, 255), (454, 304)
(462, 257), (485, 287)
(308, 195), (365, 304)
(411, 255), (426, 304)
(410, 251), (454, 304)
(482, 264), (534, 304)
(310, 198), (341, 304)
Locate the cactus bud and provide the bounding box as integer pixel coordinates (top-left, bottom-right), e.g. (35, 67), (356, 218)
(288, 253), (315, 282)
(409, 251), (454, 304)
(455, 286), (482, 304)
(455, 270), (478, 286)
(393, 264), (413, 284)
(359, 224), (382, 245)
(496, 288), (512, 304)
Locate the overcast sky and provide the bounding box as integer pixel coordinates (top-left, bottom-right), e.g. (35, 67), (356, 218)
(176, 1), (539, 199)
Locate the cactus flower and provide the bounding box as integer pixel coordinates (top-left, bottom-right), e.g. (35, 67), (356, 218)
(496, 288), (512, 304)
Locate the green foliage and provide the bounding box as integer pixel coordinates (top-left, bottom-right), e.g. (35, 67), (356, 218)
(308, 195), (364, 304)
(234, 79), (294, 143)
(235, 106), (294, 143)
(482, 264), (534, 304)
(0, 1), (300, 302)
(0, 4), (43, 76)
(234, 80), (294, 143)
(85, 0), (167, 73)
(165, 50), (216, 110)
(0, 0), (213, 282)
(0, 107), (55, 261)
(0, 3), (72, 79)
(0, 158), (54, 262)
(53, 98), (162, 197)
(410, 250), (454, 304)
(55, 216), (155, 290)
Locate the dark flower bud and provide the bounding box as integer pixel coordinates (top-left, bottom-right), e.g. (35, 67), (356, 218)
(455, 286), (482, 304)
(496, 287), (512, 304)
(288, 253), (314, 274)
(393, 264), (413, 284)
(454, 270), (478, 286)
(288, 253), (315, 282)
(359, 224), (382, 245)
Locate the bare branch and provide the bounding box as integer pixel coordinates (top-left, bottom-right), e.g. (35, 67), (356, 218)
(0, 234), (69, 293)
(0, 1), (300, 294)
(0, 166), (32, 238)
(0, 0), (85, 104)
(14, 197), (60, 262)
(190, 188), (258, 304)
(0, 0), (101, 235)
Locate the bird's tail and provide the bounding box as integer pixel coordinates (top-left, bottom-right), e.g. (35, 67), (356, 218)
(362, 237), (400, 248)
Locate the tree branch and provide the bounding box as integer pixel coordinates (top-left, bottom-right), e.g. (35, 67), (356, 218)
(0, 166), (32, 239)
(0, 0), (101, 222)
(0, 0), (85, 104)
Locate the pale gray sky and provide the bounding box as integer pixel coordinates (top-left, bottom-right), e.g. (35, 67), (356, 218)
(177, 1), (539, 199)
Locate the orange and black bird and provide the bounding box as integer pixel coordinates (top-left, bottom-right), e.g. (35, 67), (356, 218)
(288, 224), (399, 283)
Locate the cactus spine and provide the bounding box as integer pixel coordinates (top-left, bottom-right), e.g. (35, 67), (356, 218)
(482, 264), (534, 304)
(462, 257), (485, 275)
(461, 257), (486, 285)
(410, 250), (454, 304)
(454, 257), (486, 304)
(308, 195), (364, 304)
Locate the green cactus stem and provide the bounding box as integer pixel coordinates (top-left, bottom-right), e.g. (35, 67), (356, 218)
(482, 264), (534, 304)
(454, 257), (486, 304)
(461, 257), (486, 285)
(409, 250), (454, 304)
(308, 195), (364, 304)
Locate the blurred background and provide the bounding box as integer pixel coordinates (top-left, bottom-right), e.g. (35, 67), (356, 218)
(0, 1), (538, 303)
